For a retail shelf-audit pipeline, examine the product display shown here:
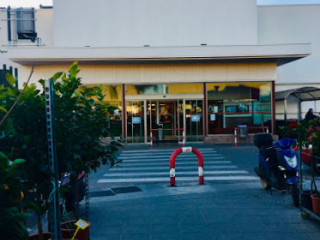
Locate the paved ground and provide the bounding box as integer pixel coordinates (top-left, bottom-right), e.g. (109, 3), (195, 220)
(86, 143), (320, 240)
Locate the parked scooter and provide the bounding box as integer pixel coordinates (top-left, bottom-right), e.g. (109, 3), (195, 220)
(254, 133), (299, 207)
(60, 171), (85, 212)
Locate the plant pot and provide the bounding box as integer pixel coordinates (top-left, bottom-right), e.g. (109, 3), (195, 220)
(29, 232), (52, 240)
(61, 220), (90, 240)
(301, 190), (313, 211)
(311, 194), (320, 216)
(29, 232), (77, 240)
(301, 149), (312, 165)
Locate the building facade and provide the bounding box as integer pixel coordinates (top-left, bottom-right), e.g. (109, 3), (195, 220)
(0, 1), (316, 143)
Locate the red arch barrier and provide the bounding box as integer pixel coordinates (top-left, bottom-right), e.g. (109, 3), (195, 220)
(169, 147), (204, 187)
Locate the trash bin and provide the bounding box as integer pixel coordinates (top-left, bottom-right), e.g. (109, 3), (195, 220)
(158, 124), (164, 140)
(238, 125), (247, 138)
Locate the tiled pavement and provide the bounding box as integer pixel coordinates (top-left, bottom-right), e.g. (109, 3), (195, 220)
(87, 144), (320, 240)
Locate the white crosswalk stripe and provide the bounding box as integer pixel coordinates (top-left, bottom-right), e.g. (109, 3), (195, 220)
(97, 148), (258, 184)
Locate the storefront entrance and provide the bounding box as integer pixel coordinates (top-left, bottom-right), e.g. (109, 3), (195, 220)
(126, 99), (203, 143)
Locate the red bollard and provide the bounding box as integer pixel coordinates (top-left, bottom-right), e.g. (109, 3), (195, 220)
(169, 147), (204, 186)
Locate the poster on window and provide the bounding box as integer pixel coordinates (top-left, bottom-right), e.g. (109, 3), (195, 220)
(210, 114), (216, 121)
(191, 115), (201, 122)
(132, 117), (141, 124)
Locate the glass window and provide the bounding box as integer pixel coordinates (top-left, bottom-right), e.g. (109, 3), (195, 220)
(127, 101), (145, 143)
(186, 100), (204, 141)
(207, 82), (272, 134)
(126, 84), (163, 95)
(165, 83), (202, 94)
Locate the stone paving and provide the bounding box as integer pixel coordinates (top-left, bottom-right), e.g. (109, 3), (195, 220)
(87, 144), (320, 240)
(88, 182), (320, 240)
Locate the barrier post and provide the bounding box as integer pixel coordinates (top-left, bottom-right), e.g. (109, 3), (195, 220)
(150, 130), (153, 150)
(182, 129), (186, 147)
(234, 127), (238, 148)
(191, 148), (204, 185)
(169, 147), (204, 186)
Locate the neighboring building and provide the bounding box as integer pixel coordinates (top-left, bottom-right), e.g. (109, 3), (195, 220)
(0, 1), (317, 144)
(258, 4), (320, 120)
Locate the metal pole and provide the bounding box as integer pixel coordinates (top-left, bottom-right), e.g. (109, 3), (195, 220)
(284, 98), (288, 122)
(297, 96), (302, 122)
(85, 173), (89, 220)
(45, 80), (61, 240)
(234, 127), (237, 148)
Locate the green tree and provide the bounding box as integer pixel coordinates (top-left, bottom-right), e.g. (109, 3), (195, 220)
(0, 152), (29, 240)
(0, 62), (121, 239)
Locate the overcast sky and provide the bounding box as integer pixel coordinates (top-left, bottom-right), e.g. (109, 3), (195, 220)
(1, 0), (320, 8)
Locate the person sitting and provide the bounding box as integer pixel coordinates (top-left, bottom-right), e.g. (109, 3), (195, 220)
(305, 108), (317, 121)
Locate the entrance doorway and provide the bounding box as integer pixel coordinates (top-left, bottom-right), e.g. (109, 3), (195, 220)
(126, 99), (204, 143)
(147, 100), (183, 143)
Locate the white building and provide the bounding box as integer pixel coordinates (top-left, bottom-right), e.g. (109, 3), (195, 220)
(0, 1), (318, 143)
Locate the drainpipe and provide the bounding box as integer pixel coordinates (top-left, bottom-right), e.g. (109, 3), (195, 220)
(297, 96), (301, 122)
(7, 7), (11, 43)
(14, 68), (18, 88)
(284, 98), (287, 123)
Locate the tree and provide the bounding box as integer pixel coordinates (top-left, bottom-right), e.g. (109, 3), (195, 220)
(0, 152), (29, 240)
(0, 62), (122, 239)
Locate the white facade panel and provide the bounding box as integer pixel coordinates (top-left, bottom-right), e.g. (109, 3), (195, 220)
(17, 62), (276, 88)
(53, 0), (258, 47)
(35, 9), (53, 47)
(0, 9), (8, 46)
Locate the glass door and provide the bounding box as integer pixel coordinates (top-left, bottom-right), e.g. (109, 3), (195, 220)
(147, 100), (183, 142)
(126, 101), (145, 143)
(185, 100), (204, 141)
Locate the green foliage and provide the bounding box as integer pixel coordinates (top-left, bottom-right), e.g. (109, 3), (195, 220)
(0, 62), (122, 235)
(278, 125), (297, 140)
(5, 73), (15, 87)
(47, 62), (122, 176)
(297, 118), (320, 154)
(0, 152), (29, 240)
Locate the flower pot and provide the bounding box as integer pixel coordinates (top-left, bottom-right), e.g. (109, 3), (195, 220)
(311, 194), (320, 216)
(61, 220), (90, 240)
(29, 232), (52, 240)
(301, 190), (313, 211)
(29, 232), (77, 240)
(301, 149), (312, 165)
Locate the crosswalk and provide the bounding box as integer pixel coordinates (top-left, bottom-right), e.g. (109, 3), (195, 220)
(97, 148), (258, 184)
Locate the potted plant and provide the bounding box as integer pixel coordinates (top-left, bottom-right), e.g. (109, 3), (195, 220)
(0, 63), (121, 240)
(0, 74), (55, 240)
(0, 152), (29, 240)
(45, 63), (121, 239)
(297, 118), (320, 173)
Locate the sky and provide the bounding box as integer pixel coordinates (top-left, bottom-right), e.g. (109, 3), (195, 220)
(1, 0), (320, 8)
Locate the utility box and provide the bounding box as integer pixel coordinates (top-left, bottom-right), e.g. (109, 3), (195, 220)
(237, 125), (248, 138)
(158, 124), (164, 140)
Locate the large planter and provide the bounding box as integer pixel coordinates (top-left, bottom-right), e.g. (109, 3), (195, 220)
(301, 190), (313, 211)
(29, 232), (77, 240)
(61, 220), (90, 240)
(311, 194), (320, 216)
(29, 232), (52, 240)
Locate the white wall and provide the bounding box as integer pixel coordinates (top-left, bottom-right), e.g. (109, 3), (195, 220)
(53, 0), (258, 47)
(258, 4), (320, 86)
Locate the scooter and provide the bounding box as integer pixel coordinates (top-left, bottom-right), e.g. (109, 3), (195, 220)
(60, 171), (86, 212)
(254, 133), (299, 207)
